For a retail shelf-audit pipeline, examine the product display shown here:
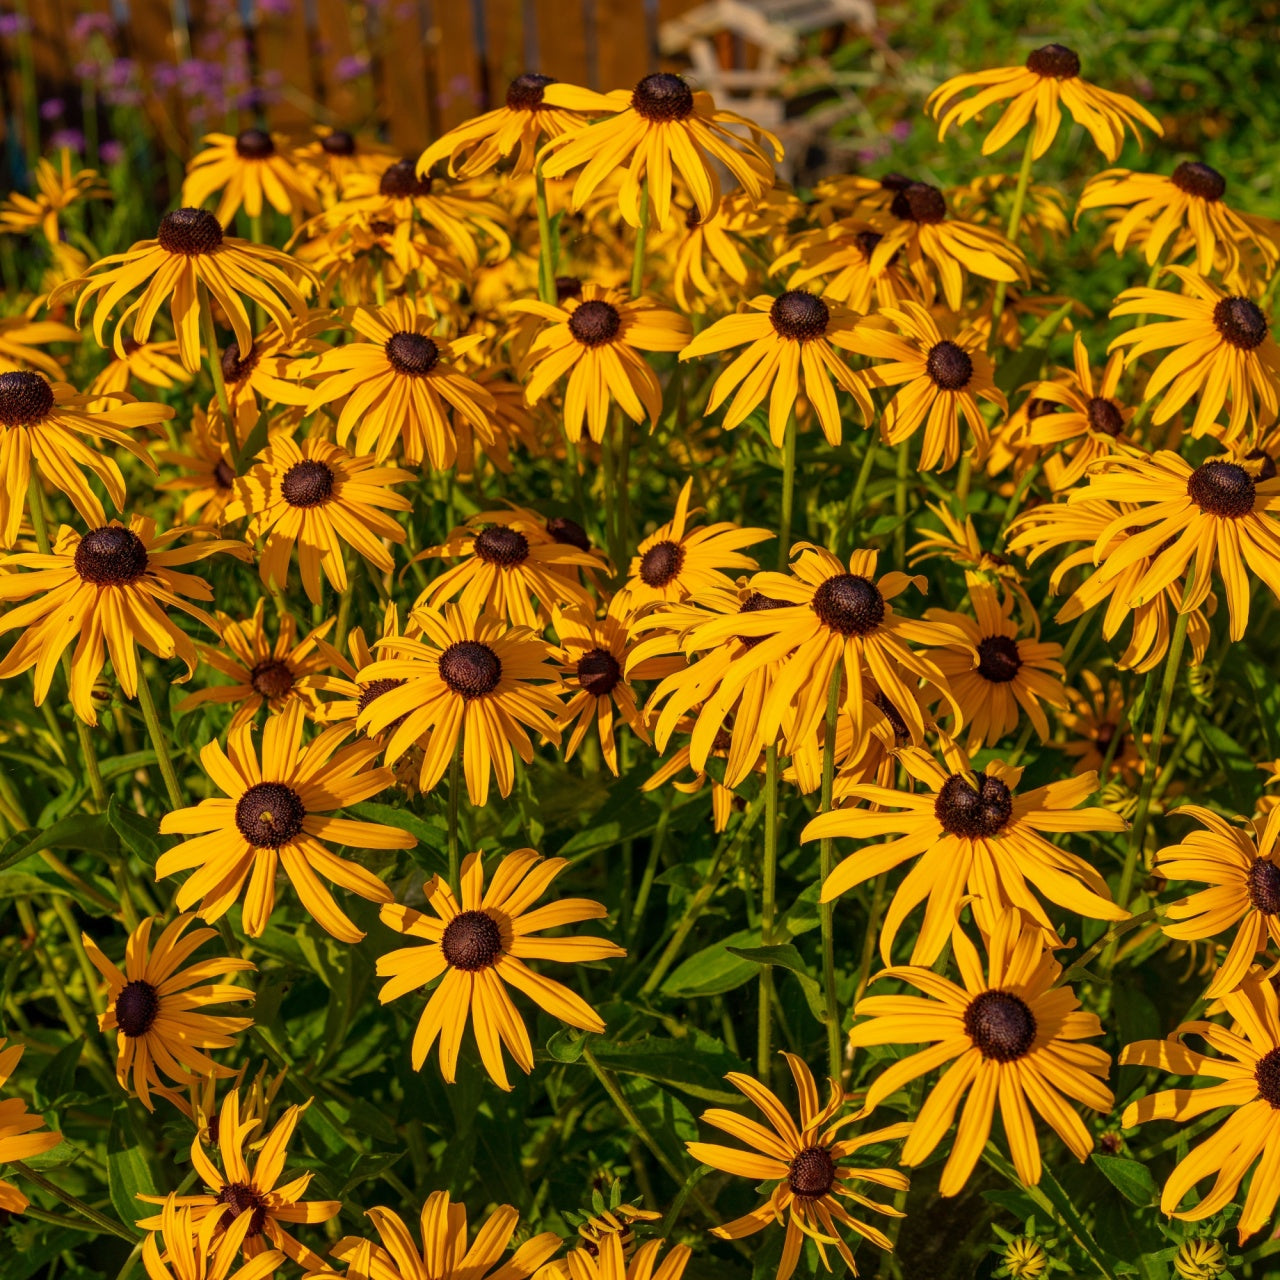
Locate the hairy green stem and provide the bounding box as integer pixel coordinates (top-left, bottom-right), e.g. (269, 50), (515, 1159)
(987, 128), (1037, 348)
(199, 286), (240, 470)
(778, 415), (797, 569)
(447, 742), (462, 896)
(135, 669), (183, 810)
(630, 177), (649, 299)
(757, 744), (780, 1079)
(10, 1162), (137, 1242)
(534, 163), (557, 305)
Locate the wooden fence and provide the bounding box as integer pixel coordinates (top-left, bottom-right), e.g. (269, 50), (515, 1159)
(2, 0), (711, 156)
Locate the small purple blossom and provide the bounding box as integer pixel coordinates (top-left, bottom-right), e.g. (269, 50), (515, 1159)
(335, 54), (370, 82)
(99, 140), (124, 165)
(71, 13), (113, 43)
(40, 98), (65, 121)
(891, 120), (912, 141)
(0, 14), (29, 37)
(49, 128), (85, 153)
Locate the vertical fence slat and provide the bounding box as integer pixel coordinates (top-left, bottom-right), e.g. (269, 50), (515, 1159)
(482, 0), (524, 107)
(252, 0), (317, 133)
(427, 0), (480, 135)
(313, 0), (367, 129)
(375, 0), (430, 152)
(596, 0), (650, 94)
(532, 0), (588, 86)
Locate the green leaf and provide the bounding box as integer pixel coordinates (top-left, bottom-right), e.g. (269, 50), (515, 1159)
(663, 928), (760, 999)
(995, 302), (1074, 394)
(545, 1028), (587, 1063)
(107, 798), (163, 866)
(617, 1073), (698, 1172)
(34, 1036), (84, 1110)
(1092, 1155), (1160, 1207)
(106, 1110), (153, 1237)
(588, 1033), (745, 1103)
(0, 811), (116, 873)
(726, 943), (827, 1023)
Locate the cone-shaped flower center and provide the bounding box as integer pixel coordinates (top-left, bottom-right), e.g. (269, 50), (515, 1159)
(875, 690), (910, 746)
(221, 341), (260, 384)
(217, 1182), (269, 1235)
(1086, 396), (1124, 436)
(74, 527), (149, 586)
(736, 591), (790, 649)
(214, 460), (235, 490)
(1025, 396), (1059, 420)
(235, 781), (306, 848)
(965, 990), (1037, 1061)
(474, 525), (530, 566)
(321, 129), (356, 156)
(1248, 859), (1280, 915)
(976, 635), (1022, 684)
(386, 331), (440, 376)
(1213, 296), (1268, 350)
(1187, 460), (1255, 518)
(555, 275), (583, 303)
(925, 340), (973, 390)
(1254, 1046), (1280, 1106)
(157, 207), (224, 255)
(379, 159), (431, 198)
(787, 1145), (836, 1197)
(568, 300), (622, 348)
(281, 459), (335, 508)
(235, 128), (275, 159)
(441, 908), (503, 970)
(250, 659), (294, 700)
(357, 677), (405, 715)
(439, 640), (502, 698)
(935, 773), (1014, 839)
(890, 181), (947, 224)
(1170, 160), (1226, 202)
(812, 573), (885, 636)
(115, 979), (160, 1037)
(577, 647), (621, 698)
(638, 539), (685, 587)
(546, 515), (591, 551)
(631, 73), (694, 122)
(0, 370), (54, 426)
(1025, 43), (1080, 79)
(506, 72), (555, 111)
(770, 290), (830, 342)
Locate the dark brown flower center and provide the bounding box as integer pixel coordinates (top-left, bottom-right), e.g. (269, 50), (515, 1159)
(964, 990), (1037, 1061)
(684, 206), (702, 230)
(235, 128), (274, 159)
(121, 337), (143, 356)
(547, 515), (591, 551)
(250, 658), (294, 700)
(874, 690), (910, 746)
(441, 908), (503, 970)
(638, 539), (684, 587)
(157, 207), (224, 255)
(1095, 721), (1119, 752)
(1025, 43), (1080, 79)
(770, 290), (830, 342)
(115, 979), (160, 1037)
(370, 218), (397, 236)
(213, 459), (236, 490)
(925, 340), (973, 391)
(854, 229), (883, 257)
(1086, 396), (1124, 436)
(1254, 1045), (1280, 1107)
(1187, 460), (1255, 518)
(0, 371), (54, 426)
(234, 781), (306, 848)
(1248, 447), (1278, 482)
(357, 677), (405, 714)
(386, 331), (440, 376)
(439, 640), (502, 698)
(1171, 161), (1225, 201)
(74, 527), (149, 586)
(737, 591), (790, 649)
(1213, 297), (1268, 350)
(631, 73), (694, 122)
(1025, 396), (1059, 420)
(787, 1145), (836, 1197)
(976, 634), (1022, 684)
(878, 173), (914, 192)
(379, 159), (432, 198)
(217, 1182), (268, 1236)
(577, 647), (621, 698)
(506, 72), (554, 111)
(555, 275), (583, 303)
(321, 129), (356, 156)
(568, 300), (622, 348)
(935, 773), (1014, 839)
(1248, 859), (1280, 915)
(811, 573), (884, 636)
(280, 458), (335, 508)
(220, 341), (260, 384)
(474, 525), (529, 566)
(890, 182), (947, 224)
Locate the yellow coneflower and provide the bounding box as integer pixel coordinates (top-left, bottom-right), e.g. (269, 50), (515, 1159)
(1079, 161), (1280, 286)
(295, 126), (397, 196)
(312, 602), (418, 736)
(138, 1087), (341, 1268)
(1109, 268), (1280, 442)
(90, 335), (194, 397)
(678, 289), (872, 447)
(0, 313), (78, 380)
(999, 1236), (1050, 1279)
(82, 914), (255, 1111)
(950, 174), (1071, 256)
(176, 598), (334, 731)
(213, 313), (328, 444)
(1056, 669), (1144, 786)
(0, 515), (246, 724)
(510, 283), (690, 445)
(851, 908), (1114, 1195)
(142, 1194), (285, 1280)
(925, 580), (1067, 750)
(156, 407), (238, 527)
(357, 602), (562, 805)
(670, 191), (778, 314)
(1120, 973), (1280, 1243)
(0, 371), (173, 541)
(412, 511), (604, 630)
(772, 221), (921, 313)
(926, 42), (1161, 160)
(301, 298), (496, 469)
(0, 149), (109, 243)
(61, 207), (313, 373)
(157, 700), (413, 942)
(687, 1053), (910, 1280)
(1173, 1239), (1229, 1280)
(377, 849), (624, 1089)
(182, 129), (318, 225)
(0, 1040), (61, 1213)
(538, 75), (781, 229)
(803, 740), (1127, 964)
(844, 302), (1005, 470)
(227, 434), (413, 605)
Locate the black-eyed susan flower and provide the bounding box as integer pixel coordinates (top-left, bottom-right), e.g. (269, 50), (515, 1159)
(510, 283), (690, 445)
(411, 511), (604, 630)
(999, 1236), (1051, 1280)
(156, 407), (238, 527)
(0, 370), (172, 541)
(561, 1232), (689, 1280)
(863, 181), (1027, 311)
(301, 298), (496, 468)
(1109, 268), (1280, 442)
(925, 580), (1067, 751)
(538, 75), (781, 229)
(926, 43), (1161, 161)
(1152, 806), (1280, 997)
(214, 313), (329, 443)
(143, 1194), (285, 1280)
(0, 149), (108, 243)
(0, 515), (246, 724)
(1067, 450), (1280, 640)
(772, 222), (921, 313)
(851, 909), (1112, 1195)
(678, 289), (872, 447)
(177, 599), (334, 731)
(950, 174), (1072, 256)
(227, 435), (413, 606)
(687, 1053), (910, 1280)
(844, 302), (1005, 470)
(0, 313), (78, 380)
(82, 913), (255, 1111)
(182, 129), (317, 225)
(377, 849), (624, 1089)
(418, 72), (583, 179)
(1056, 670), (1144, 786)
(1079, 162), (1280, 286)
(669, 192), (772, 314)
(1120, 973), (1280, 1242)
(139, 1087), (341, 1268)
(0, 1040), (61, 1213)
(358, 602), (562, 805)
(312, 603), (417, 738)
(564, 1197), (661, 1260)
(618, 478), (771, 614)
(158, 700), (413, 941)
(90, 335), (194, 397)
(62, 207), (313, 373)
(803, 739), (1127, 964)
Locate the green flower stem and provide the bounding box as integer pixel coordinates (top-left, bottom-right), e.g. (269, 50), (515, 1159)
(135, 668), (183, 811)
(198, 285), (240, 470)
(447, 741), (462, 896)
(334, 553), (355, 652)
(9, 1161), (137, 1242)
(757, 743), (780, 1079)
(817, 663), (844, 1081)
(843, 435), (879, 545)
(853, 873), (887, 1008)
(626, 789), (672, 948)
(630, 177), (649, 299)
(778, 414), (797, 569)
(994, 458), (1042, 551)
(893, 439), (910, 566)
(534, 163), (557, 305)
(50, 895), (106, 1017)
(987, 127), (1037, 349)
